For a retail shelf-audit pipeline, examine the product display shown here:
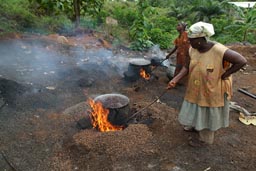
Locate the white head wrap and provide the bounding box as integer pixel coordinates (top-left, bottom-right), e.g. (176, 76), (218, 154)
(187, 21), (215, 38)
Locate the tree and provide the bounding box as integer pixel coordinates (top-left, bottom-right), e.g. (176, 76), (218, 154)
(190, 0), (225, 23)
(28, 0), (105, 28)
(148, 0), (173, 8)
(168, 5), (191, 21)
(225, 8), (256, 42)
(73, 0), (80, 27)
(129, 0), (154, 50)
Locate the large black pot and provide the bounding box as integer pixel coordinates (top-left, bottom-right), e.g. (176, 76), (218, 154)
(123, 58), (151, 82)
(94, 93), (130, 126)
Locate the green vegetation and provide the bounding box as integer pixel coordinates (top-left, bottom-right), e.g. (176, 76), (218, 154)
(0, 0), (72, 34)
(0, 0), (255, 50)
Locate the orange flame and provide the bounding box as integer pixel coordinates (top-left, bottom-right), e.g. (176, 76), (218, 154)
(88, 99), (124, 132)
(140, 68), (150, 80)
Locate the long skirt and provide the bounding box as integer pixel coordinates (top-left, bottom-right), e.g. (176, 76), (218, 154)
(178, 94), (229, 131)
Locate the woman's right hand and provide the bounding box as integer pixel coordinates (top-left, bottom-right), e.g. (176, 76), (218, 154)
(167, 80), (176, 89)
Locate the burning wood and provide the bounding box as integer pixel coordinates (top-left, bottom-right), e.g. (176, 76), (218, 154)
(88, 99), (124, 132)
(140, 68), (150, 80)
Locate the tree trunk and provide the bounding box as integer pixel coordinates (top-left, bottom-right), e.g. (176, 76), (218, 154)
(73, 0), (80, 28)
(243, 29), (247, 42)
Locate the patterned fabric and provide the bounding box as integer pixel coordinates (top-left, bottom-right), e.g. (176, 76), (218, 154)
(184, 43), (232, 107)
(173, 31), (190, 76)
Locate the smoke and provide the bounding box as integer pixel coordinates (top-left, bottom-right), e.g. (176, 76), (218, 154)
(145, 45), (174, 68)
(0, 39), (134, 88)
(148, 44), (165, 59)
(0, 39), (173, 90)
(0, 40), (61, 84)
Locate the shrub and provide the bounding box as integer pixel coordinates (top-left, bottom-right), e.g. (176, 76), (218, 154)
(0, 0), (37, 33)
(149, 28), (174, 49)
(39, 15), (73, 34)
(80, 16), (98, 29)
(130, 39), (154, 51)
(101, 1), (138, 27)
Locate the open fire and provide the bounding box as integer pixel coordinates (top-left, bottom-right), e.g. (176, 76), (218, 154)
(88, 99), (124, 132)
(140, 68), (150, 80)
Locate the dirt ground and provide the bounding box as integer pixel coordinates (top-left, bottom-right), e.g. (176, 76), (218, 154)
(0, 33), (255, 171)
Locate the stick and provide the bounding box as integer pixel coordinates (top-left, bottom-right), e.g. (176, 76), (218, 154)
(125, 89), (169, 123)
(1, 150), (18, 171)
(150, 58), (168, 73)
(238, 88), (256, 99)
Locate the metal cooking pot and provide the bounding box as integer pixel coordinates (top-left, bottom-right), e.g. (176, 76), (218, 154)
(128, 58), (151, 72)
(94, 93), (130, 126)
(129, 58), (151, 66)
(124, 58), (151, 82)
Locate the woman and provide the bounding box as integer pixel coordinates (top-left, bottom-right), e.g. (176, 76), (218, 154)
(167, 22), (247, 147)
(166, 22), (190, 77)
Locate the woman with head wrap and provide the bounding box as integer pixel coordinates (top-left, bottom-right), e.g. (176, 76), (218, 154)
(167, 22), (247, 147)
(166, 22), (190, 78)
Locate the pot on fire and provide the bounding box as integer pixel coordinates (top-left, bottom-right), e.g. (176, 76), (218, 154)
(123, 58), (151, 82)
(94, 93), (130, 126)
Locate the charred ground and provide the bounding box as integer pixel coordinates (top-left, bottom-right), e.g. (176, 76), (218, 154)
(0, 33), (255, 171)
